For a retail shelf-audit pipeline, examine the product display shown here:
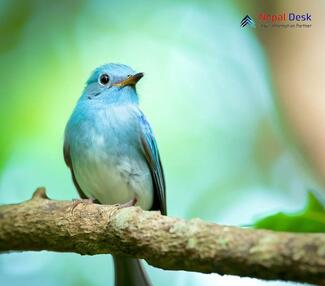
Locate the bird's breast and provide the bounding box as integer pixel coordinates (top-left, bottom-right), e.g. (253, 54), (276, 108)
(68, 103), (153, 210)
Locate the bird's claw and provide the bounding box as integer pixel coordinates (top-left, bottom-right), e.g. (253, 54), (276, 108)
(115, 197), (138, 209)
(70, 198), (94, 213)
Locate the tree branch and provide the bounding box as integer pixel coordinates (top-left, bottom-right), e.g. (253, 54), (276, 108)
(0, 188), (324, 285)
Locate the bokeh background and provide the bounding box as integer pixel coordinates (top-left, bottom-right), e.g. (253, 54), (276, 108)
(1, 0), (324, 285)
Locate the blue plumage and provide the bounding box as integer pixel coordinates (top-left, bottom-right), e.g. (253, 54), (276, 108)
(64, 63), (166, 214)
(64, 63), (166, 286)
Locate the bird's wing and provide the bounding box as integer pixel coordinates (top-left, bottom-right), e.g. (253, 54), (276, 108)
(138, 113), (167, 215)
(63, 139), (89, 200)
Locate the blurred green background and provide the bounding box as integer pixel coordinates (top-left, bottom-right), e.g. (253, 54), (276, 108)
(1, 0), (324, 285)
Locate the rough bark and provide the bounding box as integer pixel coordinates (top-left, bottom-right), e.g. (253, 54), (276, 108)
(0, 188), (325, 285)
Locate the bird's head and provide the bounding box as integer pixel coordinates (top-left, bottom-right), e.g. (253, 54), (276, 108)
(81, 63), (143, 104)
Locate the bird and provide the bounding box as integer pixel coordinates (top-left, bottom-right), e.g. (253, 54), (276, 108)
(63, 63), (166, 286)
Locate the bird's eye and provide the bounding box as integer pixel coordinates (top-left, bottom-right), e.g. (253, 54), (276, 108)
(99, 74), (110, 85)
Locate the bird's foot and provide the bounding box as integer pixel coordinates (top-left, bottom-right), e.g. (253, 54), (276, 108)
(70, 198), (95, 213)
(115, 197), (138, 209)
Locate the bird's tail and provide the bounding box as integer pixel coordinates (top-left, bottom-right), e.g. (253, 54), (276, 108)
(113, 255), (152, 286)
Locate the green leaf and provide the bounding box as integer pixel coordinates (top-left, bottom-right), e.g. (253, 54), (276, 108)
(253, 192), (325, 233)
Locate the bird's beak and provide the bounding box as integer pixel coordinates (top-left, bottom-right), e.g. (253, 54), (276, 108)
(113, 72), (144, 87)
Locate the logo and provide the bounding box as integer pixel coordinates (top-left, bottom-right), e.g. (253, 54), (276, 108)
(240, 12), (312, 29)
(240, 15), (255, 28)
